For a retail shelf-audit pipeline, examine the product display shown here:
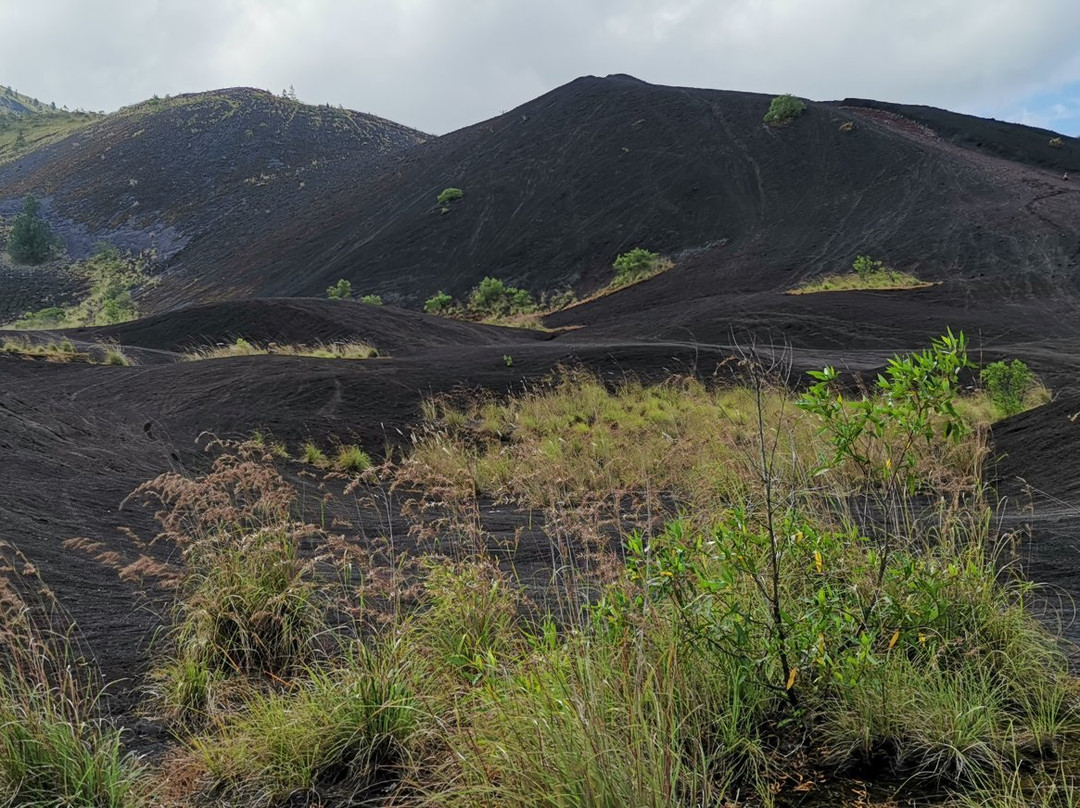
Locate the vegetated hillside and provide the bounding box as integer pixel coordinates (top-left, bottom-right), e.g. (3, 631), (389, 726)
(0, 84), (101, 164)
(0, 88), (427, 303)
(214, 74), (1080, 316)
(0, 84), (65, 116)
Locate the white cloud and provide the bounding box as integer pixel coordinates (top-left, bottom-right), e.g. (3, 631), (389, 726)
(0, 0), (1078, 132)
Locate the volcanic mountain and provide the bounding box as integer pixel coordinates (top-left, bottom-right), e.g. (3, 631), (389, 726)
(0, 88), (426, 318)
(3, 75), (1079, 329)
(209, 75), (1080, 320)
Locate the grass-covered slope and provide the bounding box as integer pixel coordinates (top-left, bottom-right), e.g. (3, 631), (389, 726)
(0, 84), (101, 165)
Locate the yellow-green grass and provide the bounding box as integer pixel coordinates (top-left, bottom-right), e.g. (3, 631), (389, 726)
(788, 269), (936, 294)
(0, 112), (100, 165)
(185, 663), (414, 804)
(403, 369), (996, 518)
(296, 442), (372, 473)
(2, 337), (83, 362)
(0, 338), (133, 365)
(334, 444), (372, 473)
(299, 441), (329, 467)
(184, 339), (379, 361)
(0, 544), (145, 807)
(956, 382), (1052, 426)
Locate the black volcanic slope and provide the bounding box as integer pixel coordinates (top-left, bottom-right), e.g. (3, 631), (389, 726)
(841, 97), (1080, 174)
(209, 74), (1080, 317)
(0, 88), (426, 309)
(61, 297), (547, 357)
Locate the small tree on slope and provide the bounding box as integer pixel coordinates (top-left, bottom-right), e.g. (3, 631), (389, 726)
(8, 195), (56, 265)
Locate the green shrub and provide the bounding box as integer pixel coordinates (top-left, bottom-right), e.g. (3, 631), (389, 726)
(789, 255), (931, 294)
(326, 278), (351, 300)
(467, 276), (535, 317)
(7, 195), (57, 265)
(424, 290), (453, 315)
(540, 288), (577, 310)
(980, 359), (1034, 417)
(612, 248), (666, 285)
(852, 254), (886, 278)
(100, 290), (136, 324)
(15, 306), (67, 328)
(437, 187), (464, 206)
(763, 93), (806, 125)
(360, 294), (383, 305)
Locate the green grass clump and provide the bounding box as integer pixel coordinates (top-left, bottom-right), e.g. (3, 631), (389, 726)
(100, 343), (132, 366)
(130, 444), (329, 720)
(403, 561), (524, 691)
(249, 430), (289, 458)
(406, 368), (983, 514)
(184, 337), (262, 360)
(437, 187), (464, 207)
(279, 341), (378, 360)
(334, 444), (372, 473)
(0, 546), (144, 807)
(103, 335), (1076, 804)
(0, 673), (143, 807)
(2, 338), (84, 362)
(186, 657), (415, 804)
(300, 441), (329, 467)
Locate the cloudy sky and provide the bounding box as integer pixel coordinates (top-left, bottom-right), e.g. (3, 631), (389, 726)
(2, 1), (1079, 136)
